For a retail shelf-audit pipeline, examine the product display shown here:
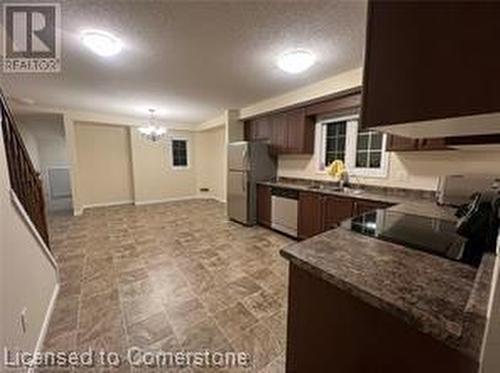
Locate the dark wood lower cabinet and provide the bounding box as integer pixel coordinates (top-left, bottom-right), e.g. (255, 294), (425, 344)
(296, 192), (394, 239)
(354, 199), (392, 215)
(322, 195), (354, 230)
(262, 186), (394, 239)
(256, 185), (271, 227)
(297, 192), (323, 240)
(286, 263), (477, 373)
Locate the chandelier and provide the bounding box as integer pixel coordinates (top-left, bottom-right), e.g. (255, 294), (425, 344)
(138, 109), (167, 142)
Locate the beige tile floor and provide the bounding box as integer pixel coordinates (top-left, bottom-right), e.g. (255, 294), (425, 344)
(43, 199), (292, 372)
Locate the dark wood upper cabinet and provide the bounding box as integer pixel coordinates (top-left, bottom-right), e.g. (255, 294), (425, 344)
(254, 117), (272, 140)
(418, 138), (450, 151)
(322, 196), (354, 230)
(271, 113), (288, 154)
(305, 92), (361, 117)
(256, 184), (271, 227)
(244, 108), (314, 155)
(386, 135), (419, 152)
(245, 117), (272, 142)
(361, 1), (500, 135)
(386, 135), (452, 152)
(286, 108), (315, 154)
(298, 192), (323, 240)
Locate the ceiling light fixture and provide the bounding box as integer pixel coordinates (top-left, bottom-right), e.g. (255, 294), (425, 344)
(138, 109), (167, 142)
(277, 49), (316, 74)
(81, 29), (123, 57)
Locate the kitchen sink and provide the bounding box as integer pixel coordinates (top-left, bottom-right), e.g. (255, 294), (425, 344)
(308, 184), (342, 192)
(308, 184), (363, 195)
(342, 187), (364, 195)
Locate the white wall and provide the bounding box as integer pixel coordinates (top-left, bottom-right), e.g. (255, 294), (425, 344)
(195, 126), (225, 201)
(130, 128), (198, 204)
(65, 117), (201, 213)
(17, 113), (71, 211)
(278, 149), (500, 191)
(482, 256), (500, 373)
(74, 122), (134, 208)
(0, 114), (59, 371)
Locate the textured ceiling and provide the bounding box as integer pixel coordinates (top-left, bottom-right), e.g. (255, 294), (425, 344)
(1, 0), (367, 126)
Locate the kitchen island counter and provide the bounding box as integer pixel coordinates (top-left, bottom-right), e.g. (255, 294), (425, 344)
(273, 179), (496, 371)
(281, 227), (495, 361)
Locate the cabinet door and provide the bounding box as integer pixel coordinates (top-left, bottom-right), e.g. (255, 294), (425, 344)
(322, 196), (354, 230)
(245, 118), (272, 141)
(286, 108), (314, 154)
(386, 135), (419, 151)
(354, 199), (392, 216)
(417, 138), (450, 151)
(271, 113), (288, 154)
(298, 192), (323, 240)
(387, 135), (452, 152)
(362, 1), (500, 129)
(257, 185), (272, 227)
(244, 120), (256, 141)
(255, 117), (272, 140)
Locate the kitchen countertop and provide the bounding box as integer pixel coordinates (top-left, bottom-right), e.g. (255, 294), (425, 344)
(258, 180), (458, 221)
(264, 180), (496, 360)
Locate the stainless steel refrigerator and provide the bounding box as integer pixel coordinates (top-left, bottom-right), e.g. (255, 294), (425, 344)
(227, 141), (276, 225)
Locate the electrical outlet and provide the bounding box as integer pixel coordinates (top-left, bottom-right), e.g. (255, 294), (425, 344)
(20, 307), (27, 334)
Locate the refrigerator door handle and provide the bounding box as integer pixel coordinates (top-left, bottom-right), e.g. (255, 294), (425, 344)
(242, 172), (247, 192)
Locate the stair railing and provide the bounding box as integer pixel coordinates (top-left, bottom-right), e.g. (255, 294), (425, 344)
(0, 88), (50, 248)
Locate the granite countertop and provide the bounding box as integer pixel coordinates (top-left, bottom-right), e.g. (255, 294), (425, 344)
(258, 180), (457, 221)
(267, 179), (496, 360)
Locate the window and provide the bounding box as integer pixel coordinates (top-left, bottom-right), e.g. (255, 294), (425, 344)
(318, 116), (388, 177)
(324, 121), (346, 165)
(355, 130), (383, 169)
(171, 138), (189, 169)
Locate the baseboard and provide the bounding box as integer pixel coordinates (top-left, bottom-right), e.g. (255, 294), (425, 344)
(80, 196), (225, 209)
(212, 197), (227, 203)
(81, 200), (134, 211)
(135, 195), (210, 206)
(28, 283), (60, 373)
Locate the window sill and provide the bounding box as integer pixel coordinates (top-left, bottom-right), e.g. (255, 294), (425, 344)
(315, 169), (388, 179)
(350, 169), (388, 179)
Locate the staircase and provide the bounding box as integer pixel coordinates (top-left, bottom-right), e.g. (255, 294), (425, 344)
(0, 89), (50, 247)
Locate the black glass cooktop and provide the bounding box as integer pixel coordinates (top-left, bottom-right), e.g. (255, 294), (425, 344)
(340, 210), (480, 267)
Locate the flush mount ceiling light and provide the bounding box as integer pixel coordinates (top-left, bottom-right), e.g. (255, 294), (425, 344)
(81, 29), (123, 57)
(277, 49), (316, 74)
(138, 109), (167, 143)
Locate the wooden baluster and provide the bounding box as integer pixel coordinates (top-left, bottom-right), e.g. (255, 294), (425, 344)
(0, 89), (51, 249)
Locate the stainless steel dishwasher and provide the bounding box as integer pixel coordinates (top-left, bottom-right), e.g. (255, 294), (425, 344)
(271, 187), (298, 237)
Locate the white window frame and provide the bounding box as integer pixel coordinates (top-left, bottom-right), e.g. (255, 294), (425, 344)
(170, 137), (190, 170)
(316, 115), (389, 178)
